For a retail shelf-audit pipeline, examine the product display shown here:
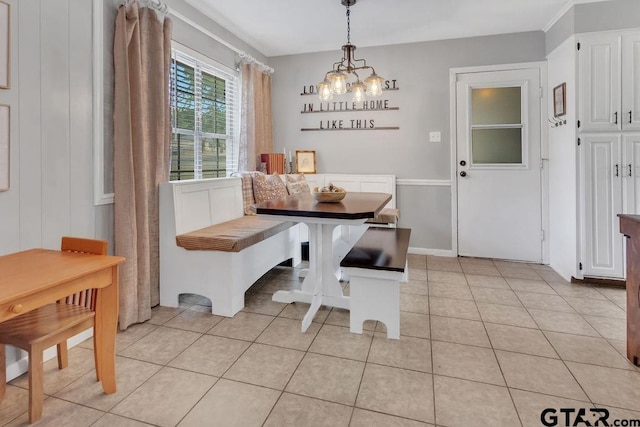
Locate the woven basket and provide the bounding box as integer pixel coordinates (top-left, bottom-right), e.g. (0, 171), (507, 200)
(312, 190), (346, 203)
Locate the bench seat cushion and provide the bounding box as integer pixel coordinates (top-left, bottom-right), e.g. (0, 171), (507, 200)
(176, 216), (295, 252)
(366, 208), (400, 225)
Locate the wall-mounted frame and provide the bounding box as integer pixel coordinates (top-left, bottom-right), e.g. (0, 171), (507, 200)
(553, 82), (566, 117)
(0, 104), (9, 191)
(296, 150), (316, 174)
(0, 1), (8, 89)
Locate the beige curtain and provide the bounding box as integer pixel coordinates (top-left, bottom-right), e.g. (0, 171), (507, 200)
(239, 63), (273, 171)
(113, 3), (172, 330)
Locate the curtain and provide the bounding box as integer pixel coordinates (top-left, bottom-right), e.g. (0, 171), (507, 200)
(113, 3), (172, 330)
(238, 63), (273, 171)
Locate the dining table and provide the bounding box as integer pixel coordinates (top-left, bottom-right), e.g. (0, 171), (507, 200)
(254, 191), (391, 332)
(0, 249), (125, 396)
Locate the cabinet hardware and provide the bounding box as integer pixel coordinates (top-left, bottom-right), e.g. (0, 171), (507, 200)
(614, 112), (618, 125)
(629, 164), (633, 177)
(615, 164), (619, 177)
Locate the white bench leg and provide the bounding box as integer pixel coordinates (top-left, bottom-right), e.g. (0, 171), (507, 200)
(349, 275), (400, 340)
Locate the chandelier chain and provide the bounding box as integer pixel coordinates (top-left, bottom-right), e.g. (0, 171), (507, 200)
(346, 5), (351, 44)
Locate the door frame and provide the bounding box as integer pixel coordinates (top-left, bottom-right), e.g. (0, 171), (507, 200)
(449, 61), (549, 263)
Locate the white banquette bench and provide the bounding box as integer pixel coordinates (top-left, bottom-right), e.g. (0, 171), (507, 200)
(159, 177), (301, 317)
(158, 173), (397, 318)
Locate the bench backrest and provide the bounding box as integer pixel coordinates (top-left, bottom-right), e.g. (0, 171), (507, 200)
(160, 178), (243, 235)
(305, 174), (396, 209)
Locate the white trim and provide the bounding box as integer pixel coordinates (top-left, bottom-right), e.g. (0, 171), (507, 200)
(93, 0), (113, 205)
(408, 247), (456, 257)
(171, 41), (238, 77)
(168, 9), (273, 74)
(543, 0), (573, 33)
(449, 61), (548, 260)
(396, 179), (451, 187)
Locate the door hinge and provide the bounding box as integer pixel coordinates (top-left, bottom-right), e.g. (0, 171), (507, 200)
(579, 262), (583, 271)
(577, 42), (581, 51)
(577, 138), (581, 146)
(577, 120), (581, 128)
(541, 230), (545, 241)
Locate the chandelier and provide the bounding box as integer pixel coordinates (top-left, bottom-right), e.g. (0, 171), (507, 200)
(317, 0), (384, 103)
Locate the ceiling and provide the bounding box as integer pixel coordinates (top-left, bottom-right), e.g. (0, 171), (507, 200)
(183, 0), (609, 57)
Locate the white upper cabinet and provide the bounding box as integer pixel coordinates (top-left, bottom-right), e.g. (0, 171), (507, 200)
(579, 31), (640, 132)
(622, 33), (640, 131)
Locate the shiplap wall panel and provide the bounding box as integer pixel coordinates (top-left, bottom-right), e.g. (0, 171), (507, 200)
(69, 0), (95, 237)
(40, 0), (72, 249)
(17, 0), (43, 250)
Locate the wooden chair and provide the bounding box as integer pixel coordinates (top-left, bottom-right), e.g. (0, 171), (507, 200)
(0, 237), (108, 423)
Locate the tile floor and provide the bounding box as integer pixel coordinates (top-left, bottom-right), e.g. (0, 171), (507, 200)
(1, 255), (638, 426)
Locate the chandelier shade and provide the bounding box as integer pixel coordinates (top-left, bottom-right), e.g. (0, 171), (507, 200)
(317, 0), (384, 102)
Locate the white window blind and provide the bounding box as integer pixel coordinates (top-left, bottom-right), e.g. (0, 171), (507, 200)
(170, 48), (238, 180)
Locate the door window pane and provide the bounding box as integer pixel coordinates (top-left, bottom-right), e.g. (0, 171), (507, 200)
(472, 87), (521, 125)
(472, 128), (523, 164)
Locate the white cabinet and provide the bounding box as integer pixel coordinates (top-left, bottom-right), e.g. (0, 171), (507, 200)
(579, 31), (640, 132)
(583, 135), (624, 278)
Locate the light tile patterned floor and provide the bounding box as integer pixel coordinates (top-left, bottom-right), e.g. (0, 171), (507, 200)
(1, 256), (638, 427)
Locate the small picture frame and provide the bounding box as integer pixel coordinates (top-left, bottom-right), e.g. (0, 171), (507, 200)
(296, 150), (316, 174)
(0, 1), (8, 89)
(0, 104), (9, 191)
(553, 82), (566, 117)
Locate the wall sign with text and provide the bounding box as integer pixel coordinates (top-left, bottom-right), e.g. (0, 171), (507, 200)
(300, 79), (400, 131)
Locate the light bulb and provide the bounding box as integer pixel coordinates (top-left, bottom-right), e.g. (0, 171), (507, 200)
(317, 78), (333, 101)
(328, 71), (348, 95)
(350, 79), (366, 103)
(365, 72), (384, 97)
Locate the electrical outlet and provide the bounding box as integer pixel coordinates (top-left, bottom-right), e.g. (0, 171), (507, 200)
(429, 131), (441, 142)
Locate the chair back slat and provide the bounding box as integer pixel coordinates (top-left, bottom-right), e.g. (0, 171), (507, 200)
(60, 236), (108, 311)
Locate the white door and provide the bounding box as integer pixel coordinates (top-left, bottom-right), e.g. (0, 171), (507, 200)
(583, 134), (624, 278)
(456, 68), (542, 262)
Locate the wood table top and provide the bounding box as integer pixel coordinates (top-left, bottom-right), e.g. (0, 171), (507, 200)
(253, 192), (391, 220)
(0, 249), (125, 304)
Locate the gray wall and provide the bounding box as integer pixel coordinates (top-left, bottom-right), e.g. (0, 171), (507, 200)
(546, 0), (640, 54)
(270, 31), (546, 251)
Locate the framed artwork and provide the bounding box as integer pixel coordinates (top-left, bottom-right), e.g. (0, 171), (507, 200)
(0, 104), (8, 191)
(0, 1), (8, 89)
(296, 150), (316, 174)
(553, 83), (566, 117)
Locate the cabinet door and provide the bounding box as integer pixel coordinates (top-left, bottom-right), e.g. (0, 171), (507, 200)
(583, 135), (624, 278)
(579, 34), (622, 131)
(624, 134), (640, 213)
(622, 33), (640, 130)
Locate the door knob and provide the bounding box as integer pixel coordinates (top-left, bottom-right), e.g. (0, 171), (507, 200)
(459, 171), (467, 177)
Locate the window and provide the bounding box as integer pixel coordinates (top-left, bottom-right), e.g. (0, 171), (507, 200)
(170, 47), (238, 180)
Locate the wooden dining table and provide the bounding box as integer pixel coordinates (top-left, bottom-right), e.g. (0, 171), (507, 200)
(254, 192), (391, 332)
(0, 249), (125, 396)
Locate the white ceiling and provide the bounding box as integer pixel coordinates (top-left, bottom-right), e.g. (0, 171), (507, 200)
(183, 0), (609, 57)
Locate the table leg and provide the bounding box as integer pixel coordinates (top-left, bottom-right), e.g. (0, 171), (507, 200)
(94, 265), (119, 394)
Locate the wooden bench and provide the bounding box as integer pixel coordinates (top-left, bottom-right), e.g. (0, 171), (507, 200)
(340, 227), (411, 339)
(159, 178), (301, 317)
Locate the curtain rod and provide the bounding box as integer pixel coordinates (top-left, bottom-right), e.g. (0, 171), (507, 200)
(168, 8), (274, 74)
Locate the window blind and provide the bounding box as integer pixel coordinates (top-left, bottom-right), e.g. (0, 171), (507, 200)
(170, 49), (238, 180)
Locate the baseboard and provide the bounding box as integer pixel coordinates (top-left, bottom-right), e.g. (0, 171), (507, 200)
(571, 276), (626, 288)
(408, 247), (456, 257)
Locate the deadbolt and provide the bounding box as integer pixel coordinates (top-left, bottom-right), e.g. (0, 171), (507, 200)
(460, 160), (466, 166)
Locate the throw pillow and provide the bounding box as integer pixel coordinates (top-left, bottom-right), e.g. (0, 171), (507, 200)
(285, 174), (311, 195)
(252, 172), (288, 203)
(239, 172), (257, 215)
